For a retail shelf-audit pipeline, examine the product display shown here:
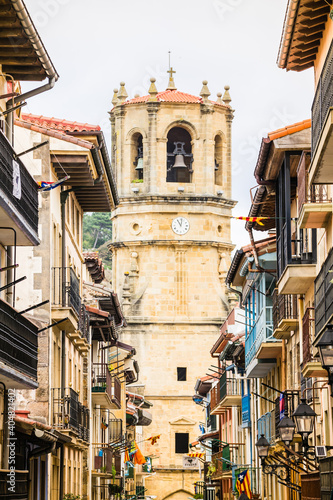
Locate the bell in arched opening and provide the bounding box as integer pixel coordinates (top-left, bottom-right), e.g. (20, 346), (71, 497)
(172, 142), (187, 169)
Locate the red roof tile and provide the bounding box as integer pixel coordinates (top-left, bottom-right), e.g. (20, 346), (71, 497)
(121, 90), (229, 107)
(21, 113), (101, 133)
(268, 119), (311, 141)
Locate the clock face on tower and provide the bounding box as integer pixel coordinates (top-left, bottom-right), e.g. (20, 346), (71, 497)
(172, 217), (190, 235)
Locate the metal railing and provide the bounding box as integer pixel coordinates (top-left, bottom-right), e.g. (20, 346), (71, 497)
(212, 446), (240, 477)
(210, 384), (219, 411)
(92, 363), (121, 408)
(245, 306), (274, 367)
(78, 304), (90, 342)
(52, 387), (89, 441)
(51, 266), (81, 315)
(311, 38), (333, 154)
(315, 247), (333, 337)
(272, 289), (298, 331)
(0, 129), (38, 235)
(109, 418), (123, 444)
(0, 469), (29, 499)
(219, 372), (241, 401)
(0, 298), (38, 380)
(277, 220), (317, 279)
(303, 307), (315, 364)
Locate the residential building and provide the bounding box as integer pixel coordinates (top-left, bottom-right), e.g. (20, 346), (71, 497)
(12, 114), (123, 500)
(109, 74), (236, 499)
(0, 1), (58, 498)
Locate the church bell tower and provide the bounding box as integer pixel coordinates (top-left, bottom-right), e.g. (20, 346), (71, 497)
(109, 71), (236, 499)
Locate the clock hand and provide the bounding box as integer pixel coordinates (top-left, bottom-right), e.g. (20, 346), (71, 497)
(178, 219), (182, 227)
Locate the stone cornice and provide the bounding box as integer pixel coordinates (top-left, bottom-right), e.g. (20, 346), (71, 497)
(114, 194), (236, 208)
(109, 239), (234, 250)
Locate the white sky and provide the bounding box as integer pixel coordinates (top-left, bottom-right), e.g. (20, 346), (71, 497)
(22, 0), (314, 250)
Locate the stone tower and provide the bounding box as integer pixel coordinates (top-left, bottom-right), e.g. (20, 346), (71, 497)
(109, 73), (235, 500)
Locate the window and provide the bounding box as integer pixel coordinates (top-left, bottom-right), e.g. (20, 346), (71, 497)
(167, 127), (193, 183)
(214, 134), (223, 185)
(177, 367), (187, 381)
(175, 433), (189, 454)
(131, 133), (143, 181)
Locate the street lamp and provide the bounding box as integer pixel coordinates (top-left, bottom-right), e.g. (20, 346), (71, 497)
(255, 434), (270, 458)
(277, 416), (296, 445)
(316, 324), (333, 396)
(292, 398), (316, 450)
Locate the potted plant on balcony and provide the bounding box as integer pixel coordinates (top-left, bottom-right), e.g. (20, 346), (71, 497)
(63, 495), (82, 500)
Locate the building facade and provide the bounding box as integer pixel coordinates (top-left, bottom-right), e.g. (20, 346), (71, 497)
(109, 75), (236, 499)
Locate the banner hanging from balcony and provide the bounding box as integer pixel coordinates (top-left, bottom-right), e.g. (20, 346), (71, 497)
(236, 469), (252, 498)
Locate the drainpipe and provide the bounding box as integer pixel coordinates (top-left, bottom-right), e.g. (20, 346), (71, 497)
(60, 189), (68, 500)
(298, 296), (304, 365)
(13, 77), (56, 106)
(226, 284), (243, 308)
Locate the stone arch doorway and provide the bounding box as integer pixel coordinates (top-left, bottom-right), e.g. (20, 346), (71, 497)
(162, 489), (193, 500)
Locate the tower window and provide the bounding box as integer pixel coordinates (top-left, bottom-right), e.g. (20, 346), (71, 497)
(167, 127), (193, 183)
(214, 134), (223, 185)
(177, 367), (187, 381)
(131, 133), (143, 181)
(175, 433), (189, 454)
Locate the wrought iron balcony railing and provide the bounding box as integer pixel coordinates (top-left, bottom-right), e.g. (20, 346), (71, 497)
(0, 469), (28, 499)
(51, 266), (81, 316)
(303, 307), (315, 365)
(219, 372), (241, 401)
(78, 304), (90, 342)
(311, 39), (333, 154)
(0, 130), (38, 242)
(52, 387), (89, 442)
(92, 363), (121, 409)
(273, 289), (298, 331)
(0, 298), (38, 382)
(315, 247), (333, 337)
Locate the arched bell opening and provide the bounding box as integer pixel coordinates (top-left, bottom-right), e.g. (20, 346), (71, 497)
(131, 132), (144, 181)
(166, 127), (193, 183)
(214, 134), (223, 185)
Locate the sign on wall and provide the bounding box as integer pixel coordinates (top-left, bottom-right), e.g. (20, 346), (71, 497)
(183, 456), (199, 468)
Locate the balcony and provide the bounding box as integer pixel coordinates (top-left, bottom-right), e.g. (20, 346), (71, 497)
(92, 445), (114, 476)
(51, 267), (81, 332)
(314, 247), (333, 339)
(246, 306), (281, 378)
(52, 387), (89, 442)
(67, 305), (90, 352)
(241, 394), (251, 428)
(273, 289), (298, 340)
(277, 220), (317, 295)
(92, 363), (121, 409)
(310, 40), (333, 185)
(0, 298), (38, 388)
(210, 372), (241, 414)
(211, 445), (240, 479)
(302, 307), (327, 378)
(0, 469), (28, 499)
(0, 130), (38, 246)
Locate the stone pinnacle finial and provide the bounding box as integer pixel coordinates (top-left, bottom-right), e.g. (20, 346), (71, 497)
(112, 88), (119, 106)
(200, 80), (211, 103)
(117, 82), (128, 104)
(167, 67), (177, 90)
(148, 77), (158, 101)
(216, 92), (223, 104)
(222, 85), (231, 105)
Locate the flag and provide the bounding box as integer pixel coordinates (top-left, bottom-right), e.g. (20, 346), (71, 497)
(279, 393), (285, 420)
(37, 176), (70, 191)
(101, 420), (108, 430)
(147, 434), (161, 445)
(133, 441), (146, 465)
(233, 216), (266, 226)
(236, 470), (252, 498)
(188, 452), (205, 458)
